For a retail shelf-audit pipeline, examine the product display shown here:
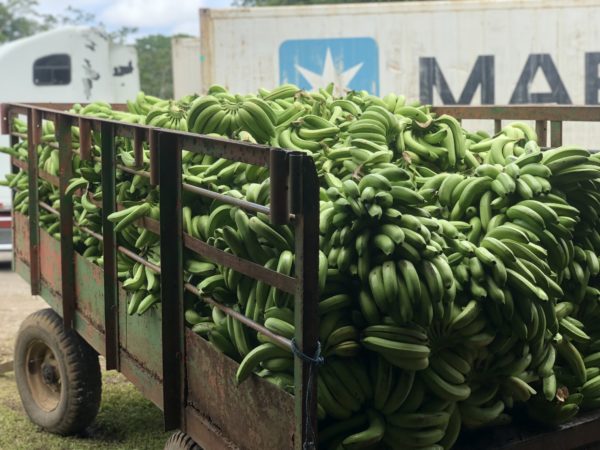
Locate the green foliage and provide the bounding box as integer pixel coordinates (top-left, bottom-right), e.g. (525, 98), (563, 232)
(135, 35), (175, 99)
(0, 0), (137, 44)
(0, 0), (136, 44)
(0, 0), (179, 96)
(0, 0), (41, 43)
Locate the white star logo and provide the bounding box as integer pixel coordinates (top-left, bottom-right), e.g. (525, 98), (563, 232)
(295, 48), (363, 96)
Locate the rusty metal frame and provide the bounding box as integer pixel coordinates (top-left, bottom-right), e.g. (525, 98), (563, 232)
(56, 114), (76, 330)
(432, 105), (600, 148)
(1, 102), (321, 449)
(158, 131), (185, 430)
(7, 102), (600, 448)
(26, 109), (41, 295)
(100, 122), (120, 370)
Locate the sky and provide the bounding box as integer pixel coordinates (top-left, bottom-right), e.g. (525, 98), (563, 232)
(36, 0), (233, 40)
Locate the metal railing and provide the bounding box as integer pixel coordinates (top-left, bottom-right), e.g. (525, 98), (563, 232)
(1, 102), (320, 449)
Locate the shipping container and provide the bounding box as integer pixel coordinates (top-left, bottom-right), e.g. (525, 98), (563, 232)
(173, 0), (600, 146)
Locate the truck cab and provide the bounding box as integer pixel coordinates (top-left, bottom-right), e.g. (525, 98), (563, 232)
(0, 26), (140, 252)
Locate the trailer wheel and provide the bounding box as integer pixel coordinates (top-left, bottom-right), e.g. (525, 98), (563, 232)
(13, 308), (101, 435)
(164, 431), (201, 450)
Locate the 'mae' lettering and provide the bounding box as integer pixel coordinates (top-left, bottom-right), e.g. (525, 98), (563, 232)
(419, 56), (495, 105)
(510, 54), (571, 104)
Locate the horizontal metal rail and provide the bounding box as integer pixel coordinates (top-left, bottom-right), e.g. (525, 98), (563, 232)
(3, 102), (277, 167)
(34, 200), (290, 353)
(432, 105), (600, 148)
(37, 200), (161, 274)
(39, 201), (59, 216)
(127, 214), (296, 294)
(8, 159), (296, 294)
(11, 152), (289, 218)
(184, 283), (292, 350)
(432, 105), (600, 121)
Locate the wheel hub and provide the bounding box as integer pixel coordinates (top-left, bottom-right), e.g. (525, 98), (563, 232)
(41, 363), (59, 386)
(25, 340), (61, 411)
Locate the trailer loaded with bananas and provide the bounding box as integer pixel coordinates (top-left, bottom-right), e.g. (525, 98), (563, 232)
(5, 85), (600, 449)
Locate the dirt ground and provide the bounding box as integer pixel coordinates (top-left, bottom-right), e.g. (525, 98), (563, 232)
(0, 253), (45, 362)
(0, 253), (170, 449)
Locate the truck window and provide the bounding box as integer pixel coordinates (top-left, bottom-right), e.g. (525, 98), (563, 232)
(33, 54), (71, 86)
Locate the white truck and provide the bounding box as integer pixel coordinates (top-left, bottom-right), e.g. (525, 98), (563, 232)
(173, 0), (600, 146)
(0, 26), (140, 251)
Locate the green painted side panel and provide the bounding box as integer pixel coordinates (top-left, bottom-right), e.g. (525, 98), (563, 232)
(13, 212), (163, 382)
(74, 252), (105, 332)
(120, 293), (163, 379)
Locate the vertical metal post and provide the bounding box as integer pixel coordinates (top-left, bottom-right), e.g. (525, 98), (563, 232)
(10, 125), (18, 269)
(158, 131), (184, 430)
(78, 118), (92, 162)
(57, 115), (75, 330)
(149, 130), (159, 187)
(494, 119), (502, 134)
(27, 109), (41, 295)
(291, 154), (320, 450)
(550, 120), (563, 147)
(101, 122), (119, 370)
(269, 148), (289, 225)
(536, 120), (547, 147)
(0, 104), (8, 135)
(133, 128), (144, 169)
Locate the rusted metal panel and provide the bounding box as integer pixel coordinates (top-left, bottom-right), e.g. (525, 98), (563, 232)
(185, 407), (238, 450)
(13, 212), (30, 262)
(119, 350), (163, 410)
(39, 222), (63, 297)
(185, 330), (295, 450)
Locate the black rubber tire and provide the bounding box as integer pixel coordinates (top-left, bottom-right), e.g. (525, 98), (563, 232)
(14, 308), (102, 435)
(164, 431), (202, 450)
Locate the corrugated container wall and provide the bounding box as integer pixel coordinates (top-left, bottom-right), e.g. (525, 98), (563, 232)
(172, 37), (202, 99)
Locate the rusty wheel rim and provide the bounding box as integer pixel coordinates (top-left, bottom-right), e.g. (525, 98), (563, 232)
(25, 340), (61, 412)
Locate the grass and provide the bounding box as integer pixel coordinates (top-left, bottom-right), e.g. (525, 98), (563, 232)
(0, 370), (170, 450)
